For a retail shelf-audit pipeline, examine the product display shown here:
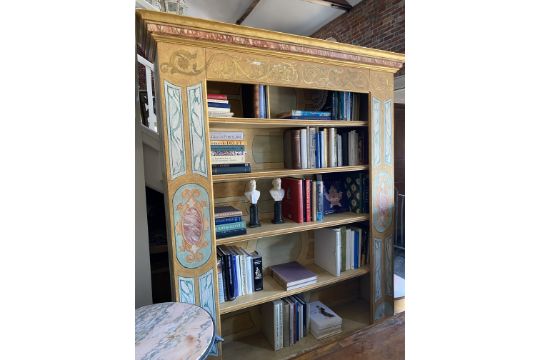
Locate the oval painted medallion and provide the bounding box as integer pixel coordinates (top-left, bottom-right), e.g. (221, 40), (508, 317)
(173, 183), (211, 269)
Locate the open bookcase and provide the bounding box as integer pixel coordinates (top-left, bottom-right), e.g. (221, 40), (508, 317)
(137, 10), (404, 359)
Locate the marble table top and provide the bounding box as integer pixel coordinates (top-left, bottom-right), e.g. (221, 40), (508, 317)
(136, 302), (215, 360)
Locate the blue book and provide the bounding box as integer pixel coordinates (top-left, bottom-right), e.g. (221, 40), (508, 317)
(316, 132), (321, 168)
(322, 173), (350, 215)
(207, 102), (230, 108)
(354, 230), (359, 269)
(212, 164), (251, 175)
(216, 228), (247, 239)
(288, 116), (332, 120)
(215, 216), (243, 225)
(316, 175), (324, 221)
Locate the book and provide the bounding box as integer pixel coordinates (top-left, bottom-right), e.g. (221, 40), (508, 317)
(282, 299), (291, 347)
(215, 216), (243, 225)
(304, 179), (311, 222)
(218, 246), (237, 301)
(321, 173), (350, 214)
(211, 154), (246, 164)
(208, 111), (234, 118)
(206, 98), (229, 104)
(277, 110), (332, 118)
(210, 145), (245, 151)
(207, 102), (231, 108)
(308, 127), (317, 169)
(212, 164), (251, 175)
(215, 221), (246, 233)
(210, 131), (244, 141)
(300, 128), (308, 169)
(262, 300), (283, 351)
(340, 227), (347, 272)
(337, 134), (342, 167)
(311, 325), (342, 340)
(207, 94), (228, 100)
(308, 301), (342, 333)
(281, 177), (304, 224)
(270, 261), (317, 290)
(214, 205), (243, 219)
(208, 106), (233, 112)
(210, 140), (245, 145)
(215, 228), (247, 239)
(252, 252), (263, 291)
(328, 128), (336, 167)
(292, 130), (301, 169)
(311, 180), (317, 222)
(316, 175), (324, 221)
(314, 228), (341, 276)
(211, 150), (245, 157)
(217, 258), (225, 303)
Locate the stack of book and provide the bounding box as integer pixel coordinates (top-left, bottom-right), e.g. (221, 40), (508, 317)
(313, 225), (369, 277)
(308, 301), (342, 339)
(214, 205), (246, 239)
(217, 245), (263, 303)
(207, 93), (234, 118)
(277, 110), (331, 120)
(262, 294), (310, 350)
(281, 172), (368, 224)
(269, 261), (317, 291)
(283, 127), (367, 169)
(210, 131), (251, 175)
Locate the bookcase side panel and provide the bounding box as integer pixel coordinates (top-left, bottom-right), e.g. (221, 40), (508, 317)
(155, 41), (222, 357)
(368, 70), (395, 323)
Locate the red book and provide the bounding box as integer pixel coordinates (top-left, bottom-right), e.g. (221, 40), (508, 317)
(305, 179), (311, 222)
(281, 177), (304, 224)
(207, 94), (228, 100)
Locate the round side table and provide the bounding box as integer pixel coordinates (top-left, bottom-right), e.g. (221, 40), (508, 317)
(136, 302), (215, 360)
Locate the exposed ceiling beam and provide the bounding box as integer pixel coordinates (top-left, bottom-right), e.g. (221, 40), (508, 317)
(302, 0), (352, 11)
(236, 0), (262, 25)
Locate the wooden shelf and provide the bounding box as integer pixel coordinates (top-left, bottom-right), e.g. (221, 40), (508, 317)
(212, 165), (368, 183)
(219, 263), (369, 315)
(216, 212), (369, 245)
(222, 298), (370, 360)
(209, 117), (368, 128)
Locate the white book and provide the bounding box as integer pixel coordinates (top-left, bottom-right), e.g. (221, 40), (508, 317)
(337, 134), (342, 167)
(208, 111), (234, 118)
(217, 259), (225, 304)
(211, 155), (246, 164)
(308, 301), (342, 332)
(314, 228), (341, 276)
(240, 247), (253, 294)
(300, 128), (308, 169)
(207, 99), (229, 104)
(207, 106), (231, 112)
(328, 128), (336, 167)
(262, 300), (283, 351)
(320, 130), (327, 168)
(231, 247), (245, 296)
(210, 131), (244, 140)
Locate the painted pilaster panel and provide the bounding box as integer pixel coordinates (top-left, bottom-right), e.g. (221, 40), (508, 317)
(164, 81), (187, 179)
(187, 83), (208, 178)
(178, 276), (196, 304)
(369, 70), (395, 323)
(155, 42), (221, 358)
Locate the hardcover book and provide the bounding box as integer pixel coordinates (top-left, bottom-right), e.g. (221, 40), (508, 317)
(321, 173), (350, 215)
(281, 177), (304, 223)
(252, 252), (263, 291)
(261, 300), (283, 351)
(270, 261), (317, 289)
(308, 301), (342, 332)
(314, 228), (341, 276)
(214, 205), (243, 218)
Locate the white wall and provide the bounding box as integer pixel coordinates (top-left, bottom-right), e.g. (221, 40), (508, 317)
(135, 64), (153, 308)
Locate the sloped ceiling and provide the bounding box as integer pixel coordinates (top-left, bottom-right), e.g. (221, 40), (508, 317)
(172, 0), (363, 36)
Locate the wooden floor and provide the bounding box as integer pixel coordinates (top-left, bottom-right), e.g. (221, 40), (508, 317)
(297, 312), (405, 360)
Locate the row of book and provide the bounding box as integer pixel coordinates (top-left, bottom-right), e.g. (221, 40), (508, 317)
(314, 226), (369, 277)
(283, 127), (367, 170)
(214, 205), (246, 239)
(207, 93), (234, 118)
(281, 171), (369, 224)
(210, 131), (252, 175)
(263, 298), (342, 351)
(217, 245), (263, 303)
(325, 91), (362, 121)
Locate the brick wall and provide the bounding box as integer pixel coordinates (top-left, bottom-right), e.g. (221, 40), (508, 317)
(311, 0), (404, 76)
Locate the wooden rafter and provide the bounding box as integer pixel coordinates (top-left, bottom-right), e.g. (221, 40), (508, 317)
(303, 0), (352, 11)
(236, 0), (261, 25)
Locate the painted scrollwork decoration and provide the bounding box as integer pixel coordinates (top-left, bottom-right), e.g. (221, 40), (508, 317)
(161, 49), (205, 75)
